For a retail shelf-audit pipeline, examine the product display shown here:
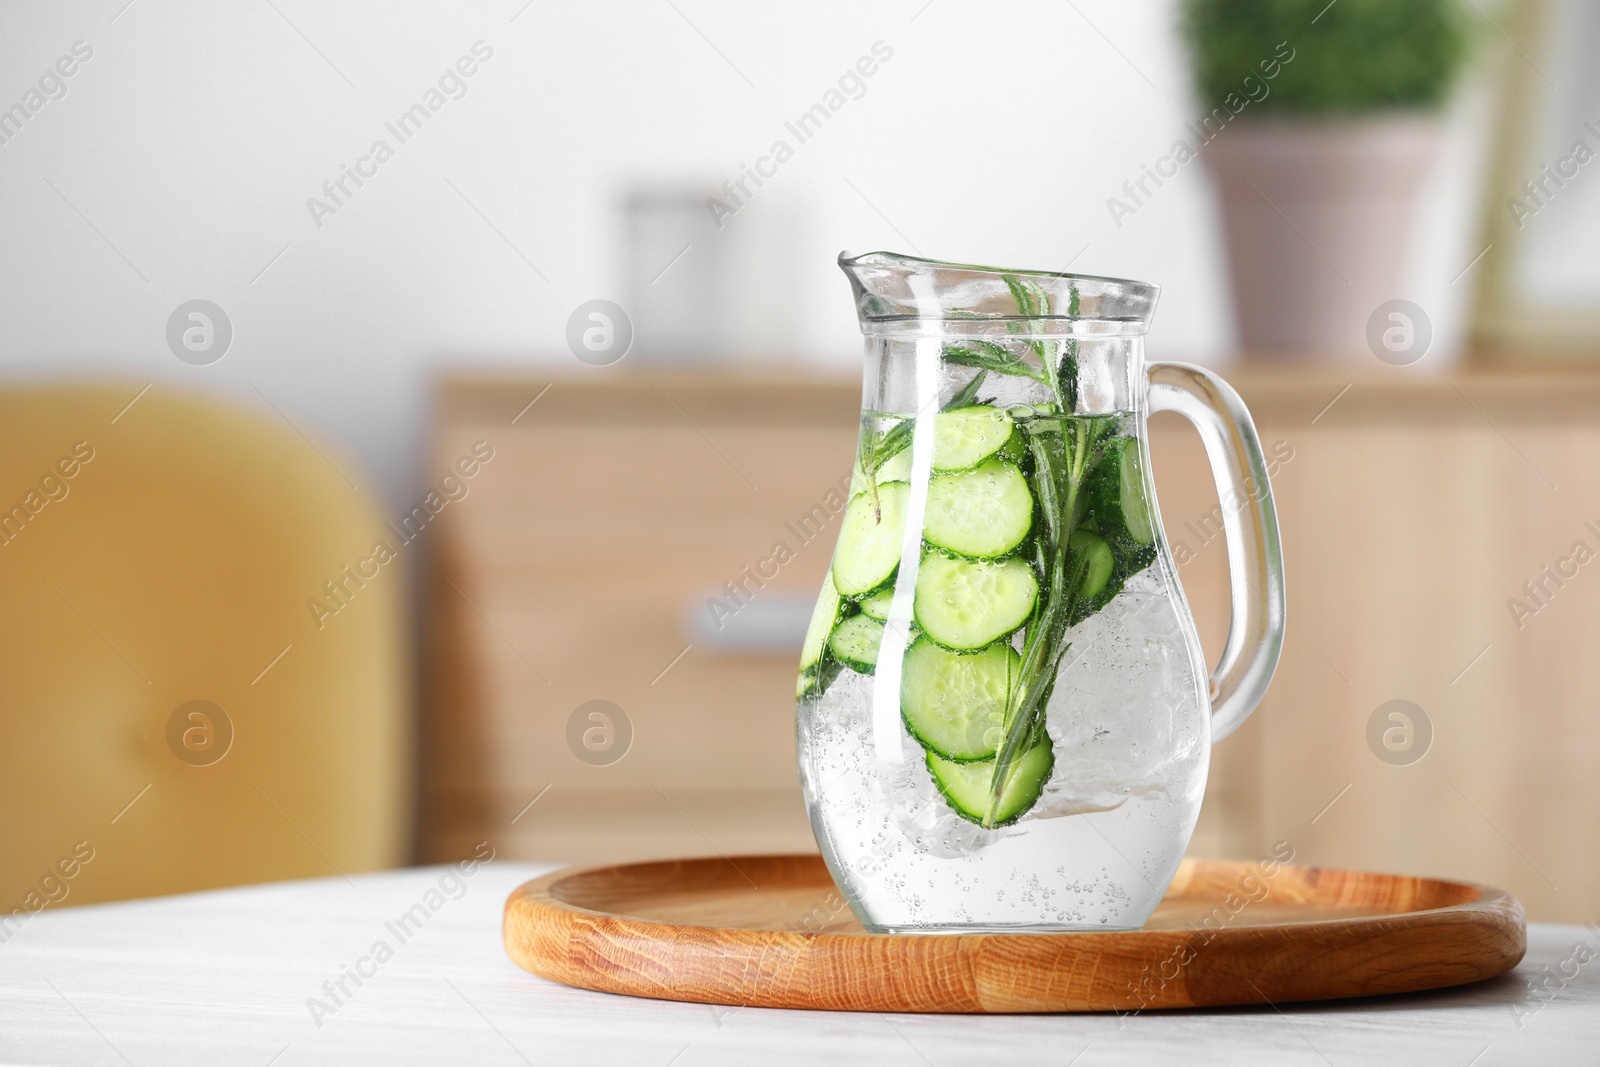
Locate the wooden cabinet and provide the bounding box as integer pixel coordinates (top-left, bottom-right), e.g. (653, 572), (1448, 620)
(1177, 370), (1600, 925)
(422, 369), (1600, 923)
(421, 376), (853, 867)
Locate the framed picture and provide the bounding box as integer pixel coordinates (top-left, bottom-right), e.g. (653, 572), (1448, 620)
(1473, 0), (1600, 357)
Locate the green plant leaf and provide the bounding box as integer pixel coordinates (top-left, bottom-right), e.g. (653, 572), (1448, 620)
(1180, 0), (1473, 115)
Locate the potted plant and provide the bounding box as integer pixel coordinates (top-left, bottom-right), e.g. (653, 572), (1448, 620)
(1182, 0), (1472, 359)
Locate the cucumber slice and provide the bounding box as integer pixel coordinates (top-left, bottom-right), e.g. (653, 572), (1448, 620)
(1066, 527), (1147, 627)
(877, 446), (912, 484)
(1076, 438), (1159, 625)
(857, 586), (894, 621)
(832, 483), (909, 596)
(900, 638), (1019, 761)
(828, 614), (885, 674)
(923, 459), (1033, 560)
(1119, 443), (1154, 545)
(998, 426), (1026, 465)
(1089, 437), (1155, 551)
(793, 575), (844, 700)
(926, 741), (1054, 827)
(800, 572), (840, 674)
(914, 552), (1039, 650)
(1069, 530), (1114, 601)
(797, 572), (843, 698)
(933, 406), (1014, 471)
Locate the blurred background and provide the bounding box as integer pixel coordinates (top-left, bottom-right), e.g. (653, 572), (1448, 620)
(1, 0), (1597, 926)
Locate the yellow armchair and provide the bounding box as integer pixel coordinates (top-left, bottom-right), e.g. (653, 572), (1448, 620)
(0, 385), (408, 916)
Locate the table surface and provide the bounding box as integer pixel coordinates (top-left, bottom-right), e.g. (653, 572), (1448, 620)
(0, 862), (1594, 1066)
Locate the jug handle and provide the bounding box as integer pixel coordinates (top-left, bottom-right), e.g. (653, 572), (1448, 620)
(1146, 362), (1286, 742)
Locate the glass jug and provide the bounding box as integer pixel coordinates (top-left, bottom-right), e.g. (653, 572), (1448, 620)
(796, 252), (1285, 932)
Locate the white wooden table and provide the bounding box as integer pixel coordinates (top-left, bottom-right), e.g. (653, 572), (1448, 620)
(0, 862), (1593, 1065)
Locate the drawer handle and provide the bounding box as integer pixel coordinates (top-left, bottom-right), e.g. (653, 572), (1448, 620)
(684, 590), (816, 653)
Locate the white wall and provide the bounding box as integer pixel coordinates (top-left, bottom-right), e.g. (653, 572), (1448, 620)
(0, 0), (1486, 505)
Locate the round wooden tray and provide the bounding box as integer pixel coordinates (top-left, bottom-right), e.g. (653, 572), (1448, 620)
(503, 854), (1525, 1013)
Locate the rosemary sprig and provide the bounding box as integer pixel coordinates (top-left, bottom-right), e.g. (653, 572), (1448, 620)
(984, 413), (1110, 826)
(968, 274), (1113, 827)
(1002, 273), (1053, 371)
(942, 340), (1049, 383)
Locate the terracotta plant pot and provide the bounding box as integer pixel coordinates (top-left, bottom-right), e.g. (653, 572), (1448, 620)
(1203, 116), (1443, 360)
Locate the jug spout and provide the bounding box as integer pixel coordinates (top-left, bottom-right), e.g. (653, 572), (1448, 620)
(838, 250), (1159, 335)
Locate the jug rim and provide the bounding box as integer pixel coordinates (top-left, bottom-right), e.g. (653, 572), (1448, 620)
(838, 250), (1159, 334)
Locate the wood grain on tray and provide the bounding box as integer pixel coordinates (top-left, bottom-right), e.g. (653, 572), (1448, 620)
(503, 854), (1526, 1013)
